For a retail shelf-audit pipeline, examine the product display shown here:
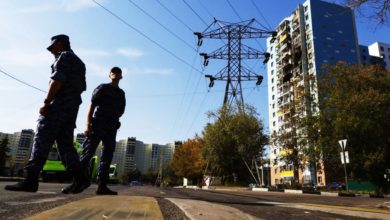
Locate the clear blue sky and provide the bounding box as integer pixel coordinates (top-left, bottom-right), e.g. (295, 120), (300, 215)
(0, 0), (388, 144)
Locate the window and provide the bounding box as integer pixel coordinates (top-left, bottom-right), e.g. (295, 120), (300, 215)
(271, 78), (274, 83)
(272, 95), (275, 100)
(305, 24), (309, 30)
(271, 62), (273, 67)
(305, 15), (309, 20)
(272, 86), (274, 91)
(304, 5), (308, 12)
(272, 104), (275, 109)
(380, 46), (384, 51)
(308, 53), (312, 59)
(271, 70), (274, 75)
(273, 121), (276, 126)
(362, 55), (367, 60)
(273, 112), (275, 117)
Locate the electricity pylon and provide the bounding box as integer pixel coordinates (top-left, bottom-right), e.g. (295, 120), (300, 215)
(194, 19), (276, 109)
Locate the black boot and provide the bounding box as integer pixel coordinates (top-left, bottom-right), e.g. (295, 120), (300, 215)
(96, 184), (117, 195)
(61, 169), (90, 194)
(5, 171), (39, 192)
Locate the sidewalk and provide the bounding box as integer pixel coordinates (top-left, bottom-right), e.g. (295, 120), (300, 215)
(26, 196), (164, 220)
(26, 195), (262, 220)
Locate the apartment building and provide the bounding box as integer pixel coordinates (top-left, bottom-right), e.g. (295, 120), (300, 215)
(0, 129), (35, 175)
(368, 42), (390, 70)
(267, 0), (360, 186)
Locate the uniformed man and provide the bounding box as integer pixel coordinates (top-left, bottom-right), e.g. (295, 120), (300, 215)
(5, 35), (89, 193)
(80, 67), (126, 195)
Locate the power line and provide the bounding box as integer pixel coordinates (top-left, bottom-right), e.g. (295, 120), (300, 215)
(91, 0), (203, 75)
(169, 52), (199, 141)
(226, 0), (243, 21)
(196, 0), (214, 19)
(185, 90), (209, 137)
(177, 70), (204, 138)
(181, 0), (208, 26)
(126, 0), (197, 52)
(0, 67), (46, 93)
(249, 0), (273, 30)
(155, 0), (194, 33)
(223, 1), (265, 51)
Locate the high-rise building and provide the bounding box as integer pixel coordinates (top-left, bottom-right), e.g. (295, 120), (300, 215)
(267, 0), (360, 186)
(75, 133), (86, 147)
(359, 44), (387, 67)
(135, 143), (152, 174)
(0, 129), (35, 175)
(367, 42), (390, 70)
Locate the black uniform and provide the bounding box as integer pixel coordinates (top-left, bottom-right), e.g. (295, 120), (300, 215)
(26, 50), (86, 174)
(80, 83), (125, 183)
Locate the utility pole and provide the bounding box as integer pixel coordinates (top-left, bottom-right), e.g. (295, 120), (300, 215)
(194, 19), (276, 109)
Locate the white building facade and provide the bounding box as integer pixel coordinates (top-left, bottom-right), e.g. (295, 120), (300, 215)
(267, 0), (360, 187)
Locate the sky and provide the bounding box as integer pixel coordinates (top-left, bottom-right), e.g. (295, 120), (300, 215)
(0, 0), (389, 144)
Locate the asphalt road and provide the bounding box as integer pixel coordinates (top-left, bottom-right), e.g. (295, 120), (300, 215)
(0, 181), (389, 219)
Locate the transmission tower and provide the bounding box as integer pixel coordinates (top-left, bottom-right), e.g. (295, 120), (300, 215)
(194, 19), (276, 109)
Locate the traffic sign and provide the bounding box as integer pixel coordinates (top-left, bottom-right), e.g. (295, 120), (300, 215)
(338, 139), (347, 150)
(340, 151), (350, 164)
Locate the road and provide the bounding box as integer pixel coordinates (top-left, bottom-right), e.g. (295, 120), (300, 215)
(0, 182), (389, 219)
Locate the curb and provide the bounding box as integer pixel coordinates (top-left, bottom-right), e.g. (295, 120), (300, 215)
(250, 187), (388, 198)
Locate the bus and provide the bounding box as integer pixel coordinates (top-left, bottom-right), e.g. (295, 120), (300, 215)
(41, 143), (117, 183)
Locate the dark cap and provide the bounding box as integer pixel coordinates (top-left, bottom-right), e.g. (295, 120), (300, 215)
(47, 34), (70, 51)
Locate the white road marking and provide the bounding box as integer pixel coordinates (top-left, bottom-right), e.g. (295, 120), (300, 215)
(5, 197), (67, 205)
(37, 191), (58, 194)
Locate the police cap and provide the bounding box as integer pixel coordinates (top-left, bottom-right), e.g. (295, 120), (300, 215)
(47, 34), (70, 51)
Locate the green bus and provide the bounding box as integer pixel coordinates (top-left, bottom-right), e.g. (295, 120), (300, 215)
(41, 144), (117, 183)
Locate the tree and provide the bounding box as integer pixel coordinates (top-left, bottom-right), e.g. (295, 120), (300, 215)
(0, 136), (11, 175)
(121, 168), (142, 184)
(171, 136), (205, 185)
(162, 163), (182, 186)
(202, 104), (268, 185)
(317, 63), (390, 194)
(346, 0), (390, 25)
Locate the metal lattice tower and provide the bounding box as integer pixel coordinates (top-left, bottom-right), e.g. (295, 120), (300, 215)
(195, 19), (276, 109)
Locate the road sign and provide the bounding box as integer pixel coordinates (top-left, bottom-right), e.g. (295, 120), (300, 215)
(340, 151), (350, 164)
(338, 139), (347, 150)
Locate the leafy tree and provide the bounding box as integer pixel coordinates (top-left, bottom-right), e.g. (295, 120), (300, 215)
(141, 168), (158, 184)
(171, 136), (205, 185)
(162, 163), (182, 186)
(346, 0), (390, 25)
(202, 104), (268, 185)
(317, 63), (390, 194)
(0, 136), (11, 175)
(121, 168), (142, 184)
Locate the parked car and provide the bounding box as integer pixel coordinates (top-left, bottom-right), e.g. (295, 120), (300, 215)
(129, 181), (143, 187)
(326, 182), (344, 191)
